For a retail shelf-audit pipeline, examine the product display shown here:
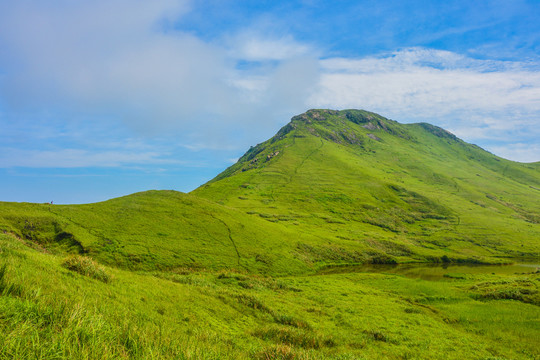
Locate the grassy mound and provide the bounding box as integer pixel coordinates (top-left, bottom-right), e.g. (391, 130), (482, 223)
(62, 255), (112, 283)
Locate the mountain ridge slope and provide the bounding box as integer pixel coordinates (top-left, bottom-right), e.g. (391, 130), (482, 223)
(1, 109), (539, 273)
(193, 109), (540, 264)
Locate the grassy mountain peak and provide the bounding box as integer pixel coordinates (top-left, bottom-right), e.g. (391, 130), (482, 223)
(195, 109), (540, 265)
(210, 109), (468, 182)
(1, 109), (539, 273)
(1, 109), (539, 359)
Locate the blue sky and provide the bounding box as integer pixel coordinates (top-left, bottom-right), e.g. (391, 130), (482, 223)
(1, 0), (539, 204)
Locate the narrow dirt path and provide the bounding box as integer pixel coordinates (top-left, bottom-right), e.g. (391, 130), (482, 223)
(206, 213), (244, 269)
(279, 138), (325, 192)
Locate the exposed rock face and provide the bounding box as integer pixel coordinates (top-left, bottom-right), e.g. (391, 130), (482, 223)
(418, 123), (458, 140)
(367, 133), (381, 141)
(363, 123), (379, 130)
(266, 151), (280, 161)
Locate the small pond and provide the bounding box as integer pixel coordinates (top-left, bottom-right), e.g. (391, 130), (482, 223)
(318, 261), (540, 281)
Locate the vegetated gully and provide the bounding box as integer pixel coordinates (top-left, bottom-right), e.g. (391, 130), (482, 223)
(318, 262), (540, 281)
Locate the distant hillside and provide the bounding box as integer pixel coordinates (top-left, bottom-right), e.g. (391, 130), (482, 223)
(194, 109), (540, 264)
(0, 191), (317, 274)
(1, 109), (539, 273)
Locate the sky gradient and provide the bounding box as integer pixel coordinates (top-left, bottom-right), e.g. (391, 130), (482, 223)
(1, 0), (539, 204)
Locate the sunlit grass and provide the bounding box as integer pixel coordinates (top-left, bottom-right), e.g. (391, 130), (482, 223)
(0, 109), (538, 359)
(1, 233), (538, 359)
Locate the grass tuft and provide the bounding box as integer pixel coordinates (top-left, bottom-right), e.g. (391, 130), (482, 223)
(256, 344), (298, 360)
(0, 264), (24, 297)
(253, 326), (336, 349)
(62, 255), (112, 283)
(470, 278), (539, 305)
(272, 313), (312, 330)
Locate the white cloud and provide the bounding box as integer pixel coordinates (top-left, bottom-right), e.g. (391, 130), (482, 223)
(309, 48), (540, 161)
(314, 49), (540, 117)
(0, 0), (319, 142)
(487, 143), (540, 163)
(0, 1), (538, 163)
(314, 69), (540, 116)
(228, 33), (313, 61)
(0, 148), (179, 168)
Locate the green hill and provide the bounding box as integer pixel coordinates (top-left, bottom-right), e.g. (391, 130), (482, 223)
(1, 109), (539, 274)
(1, 109), (539, 359)
(2, 231), (538, 359)
(194, 109), (540, 264)
(0, 190), (319, 274)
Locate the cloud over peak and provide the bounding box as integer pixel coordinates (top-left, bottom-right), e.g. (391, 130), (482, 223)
(311, 48), (540, 160)
(0, 1), (538, 163)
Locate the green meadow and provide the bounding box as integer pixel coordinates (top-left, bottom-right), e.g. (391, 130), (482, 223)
(0, 109), (539, 359)
(1, 233), (538, 359)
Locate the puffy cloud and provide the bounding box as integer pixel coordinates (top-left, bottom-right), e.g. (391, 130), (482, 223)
(227, 33), (313, 61)
(0, 0), (319, 141)
(314, 48), (540, 117)
(310, 48), (540, 161)
(488, 143), (540, 163)
(0, 2), (538, 164)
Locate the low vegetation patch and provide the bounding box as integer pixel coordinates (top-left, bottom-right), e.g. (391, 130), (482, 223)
(272, 313), (311, 329)
(235, 293), (271, 313)
(253, 326), (336, 349)
(62, 255), (112, 283)
(256, 344), (298, 360)
(470, 278), (539, 305)
(363, 329), (390, 343)
(368, 253), (397, 264)
(0, 264), (24, 297)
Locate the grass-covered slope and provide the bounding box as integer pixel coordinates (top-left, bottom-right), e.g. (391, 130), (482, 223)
(1, 109), (538, 273)
(1, 109), (539, 359)
(1, 232), (539, 359)
(194, 109), (540, 264)
(0, 191), (317, 274)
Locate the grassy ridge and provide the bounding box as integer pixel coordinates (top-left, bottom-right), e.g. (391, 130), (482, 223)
(1, 109), (539, 272)
(1, 233), (539, 359)
(0, 108), (539, 359)
(0, 191), (321, 274)
(194, 109), (540, 264)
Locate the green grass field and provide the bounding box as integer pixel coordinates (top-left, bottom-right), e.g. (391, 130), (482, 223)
(0, 109), (539, 359)
(1, 233), (538, 359)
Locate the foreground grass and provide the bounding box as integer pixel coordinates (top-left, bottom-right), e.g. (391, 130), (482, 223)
(1, 233), (538, 359)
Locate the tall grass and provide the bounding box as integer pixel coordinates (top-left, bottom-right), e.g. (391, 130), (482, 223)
(62, 255), (112, 283)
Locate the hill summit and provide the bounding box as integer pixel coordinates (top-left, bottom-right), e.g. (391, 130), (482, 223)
(195, 109), (540, 266)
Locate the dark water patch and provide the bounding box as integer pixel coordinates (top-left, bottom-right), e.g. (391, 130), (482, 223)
(317, 262), (540, 281)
